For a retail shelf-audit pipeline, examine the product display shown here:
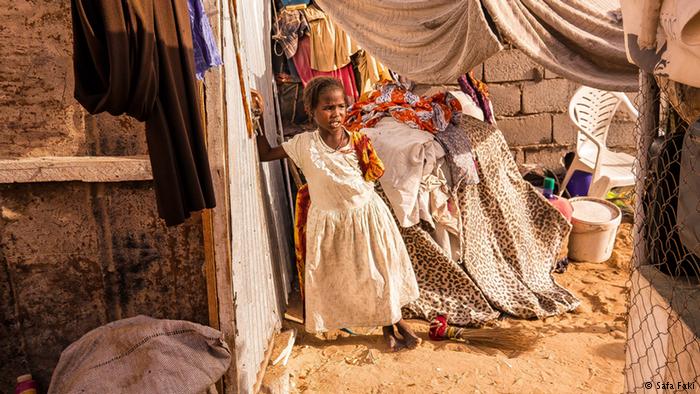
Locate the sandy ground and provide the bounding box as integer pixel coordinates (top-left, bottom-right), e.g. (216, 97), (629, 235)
(273, 223), (634, 393)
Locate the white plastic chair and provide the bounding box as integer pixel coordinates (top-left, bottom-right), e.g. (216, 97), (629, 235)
(559, 86), (639, 198)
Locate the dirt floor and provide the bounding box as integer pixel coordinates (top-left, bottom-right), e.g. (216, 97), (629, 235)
(274, 223), (634, 393)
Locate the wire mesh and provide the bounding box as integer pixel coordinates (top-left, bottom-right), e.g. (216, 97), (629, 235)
(624, 72), (700, 393)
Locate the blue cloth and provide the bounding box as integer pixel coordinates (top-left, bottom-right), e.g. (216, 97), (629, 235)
(188, 0), (223, 80)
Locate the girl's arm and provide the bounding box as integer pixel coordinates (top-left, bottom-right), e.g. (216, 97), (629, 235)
(257, 132), (288, 162)
(251, 89), (289, 162)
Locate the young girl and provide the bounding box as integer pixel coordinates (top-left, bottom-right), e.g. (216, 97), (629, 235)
(255, 77), (422, 350)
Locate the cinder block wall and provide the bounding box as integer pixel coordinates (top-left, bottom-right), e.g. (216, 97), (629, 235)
(417, 47), (637, 173)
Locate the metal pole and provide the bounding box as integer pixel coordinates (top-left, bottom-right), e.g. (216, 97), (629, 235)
(632, 71), (660, 269)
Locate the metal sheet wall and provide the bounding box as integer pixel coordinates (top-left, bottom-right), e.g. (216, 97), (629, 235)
(221, 0), (293, 392)
(237, 0), (293, 297)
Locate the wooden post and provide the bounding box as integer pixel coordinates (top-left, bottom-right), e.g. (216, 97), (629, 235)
(202, 0), (238, 393)
(632, 71), (660, 269)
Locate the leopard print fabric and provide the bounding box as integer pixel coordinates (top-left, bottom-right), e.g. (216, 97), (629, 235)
(456, 117), (579, 319)
(375, 186), (498, 326)
(399, 220), (500, 326)
(380, 116), (579, 326)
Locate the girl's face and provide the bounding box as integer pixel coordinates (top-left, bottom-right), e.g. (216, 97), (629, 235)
(312, 88), (347, 134)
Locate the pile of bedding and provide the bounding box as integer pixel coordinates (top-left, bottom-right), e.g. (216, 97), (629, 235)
(358, 87), (580, 326)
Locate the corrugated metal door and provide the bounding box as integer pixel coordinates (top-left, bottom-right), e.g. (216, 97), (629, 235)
(221, 0), (293, 392)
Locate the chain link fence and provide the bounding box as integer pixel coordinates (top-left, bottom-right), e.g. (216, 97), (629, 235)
(624, 72), (700, 392)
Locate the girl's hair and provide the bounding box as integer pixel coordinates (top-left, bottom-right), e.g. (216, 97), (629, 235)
(302, 77), (346, 114)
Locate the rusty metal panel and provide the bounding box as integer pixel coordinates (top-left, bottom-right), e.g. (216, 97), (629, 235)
(222, 0), (293, 392)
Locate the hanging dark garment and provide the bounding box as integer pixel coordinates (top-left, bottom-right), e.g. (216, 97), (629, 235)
(71, 0), (215, 226)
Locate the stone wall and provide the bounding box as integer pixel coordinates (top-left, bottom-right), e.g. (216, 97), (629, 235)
(0, 0), (208, 390)
(417, 47), (637, 173)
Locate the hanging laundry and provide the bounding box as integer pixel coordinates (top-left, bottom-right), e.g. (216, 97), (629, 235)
(72, 0), (216, 226)
(272, 8), (310, 59)
(354, 49), (392, 95)
(345, 82), (462, 134)
(458, 72), (494, 124)
(292, 36), (359, 99)
(188, 0), (223, 80)
(303, 5), (359, 72)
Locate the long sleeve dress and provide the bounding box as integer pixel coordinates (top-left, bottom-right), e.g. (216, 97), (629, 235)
(282, 130), (420, 333)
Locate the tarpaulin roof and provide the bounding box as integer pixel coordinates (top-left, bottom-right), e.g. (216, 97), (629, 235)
(315, 0), (639, 91)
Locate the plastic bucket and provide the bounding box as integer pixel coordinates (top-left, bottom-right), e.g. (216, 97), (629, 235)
(567, 197), (622, 263)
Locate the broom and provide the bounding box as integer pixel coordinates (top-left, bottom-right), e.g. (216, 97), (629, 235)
(429, 315), (539, 352)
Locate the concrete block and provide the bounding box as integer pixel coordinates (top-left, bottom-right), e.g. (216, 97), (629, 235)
(496, 114), (552, 146)
(91, 113), (148, 156)
(510, 148), (525, 165)
(552, 113), (578, 145)
(484, 49), (543, 83)
(523, 145), (570, 173)
(544, 68), (561, 79)
(489, 83), (522, 116)
(607, 121), (636, 148)
(473, 63), (485, 80)
(554, 113), (636, 149)
(522, 79), (579, 114)
(0, 253), (26, 391)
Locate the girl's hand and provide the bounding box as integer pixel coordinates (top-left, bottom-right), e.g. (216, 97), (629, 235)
(251, 89), (264, 116)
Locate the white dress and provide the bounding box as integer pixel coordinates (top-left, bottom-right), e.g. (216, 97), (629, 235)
(282, 130), (420, 333)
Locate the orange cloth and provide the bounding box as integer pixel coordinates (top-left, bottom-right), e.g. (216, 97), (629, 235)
(345, 82), (462, 134)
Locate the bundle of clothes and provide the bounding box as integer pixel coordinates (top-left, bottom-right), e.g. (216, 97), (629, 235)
(342, 79), (580, 326)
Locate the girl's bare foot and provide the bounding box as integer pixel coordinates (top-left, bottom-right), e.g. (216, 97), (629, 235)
(382, 325), (403, 352)
(396, 319), (422, 349)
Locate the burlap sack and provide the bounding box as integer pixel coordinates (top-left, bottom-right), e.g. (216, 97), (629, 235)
(48, 316), (231, 394)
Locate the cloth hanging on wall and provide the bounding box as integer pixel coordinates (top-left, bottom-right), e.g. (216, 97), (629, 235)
(291, 36), (359, 99)
(355, 50), (393, 95)
(188, 0), (223, 80)
(678, 122), (700, 258)
(272, 8), (310, 58)
(315, 0), (638, 91)
(72, 0), (216, 226)
(303, 4), (359, 72)
(314, 0), (501, 85)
